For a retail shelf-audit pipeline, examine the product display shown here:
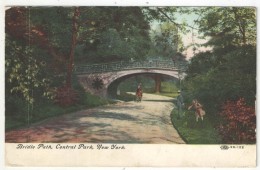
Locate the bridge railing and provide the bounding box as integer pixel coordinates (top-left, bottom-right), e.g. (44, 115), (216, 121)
(74, 59), (186, 74)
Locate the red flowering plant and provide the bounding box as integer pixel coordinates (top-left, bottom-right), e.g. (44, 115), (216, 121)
(218, 98), (256, 144)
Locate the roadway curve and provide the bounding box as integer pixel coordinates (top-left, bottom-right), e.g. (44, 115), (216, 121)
(5, 93), (185, 144)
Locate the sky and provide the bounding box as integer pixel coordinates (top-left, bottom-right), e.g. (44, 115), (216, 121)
(175, 12), (213, 60)
(181, 32), (212, 60)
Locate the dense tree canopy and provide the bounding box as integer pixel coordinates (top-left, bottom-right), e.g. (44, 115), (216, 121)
(183, 7), (256, 115)
(194, 7), (256, 47)
(75, 7), (152, 63)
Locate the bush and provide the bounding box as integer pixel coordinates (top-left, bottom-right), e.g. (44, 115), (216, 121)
(218, 98), (256, 144)
(54, 86), (79, 106)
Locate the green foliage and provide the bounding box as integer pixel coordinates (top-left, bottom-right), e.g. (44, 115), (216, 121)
(95, 29), (136, 61)
(30, 7), (73, 54)
(170, 109), (221, 144)
(148, 22), (185, 60)
(76, 7), (152, 63)
(182, 7), (256, 144)
(5, 95), (28, 118)
(183, 7), (256, 117)
(6, 90), (112, 131)
(161, 81), (179, 93)
(194, 7), (256, 47)
(184, 45), (256, 115)
(185, 51), (217, 77)
(6, 97), (95, 130)
(157, 81), (179, 98)
(5, 36), (55, 104)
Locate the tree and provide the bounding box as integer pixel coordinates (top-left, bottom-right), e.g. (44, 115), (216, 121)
(5, 35), (55, 104)
(92, 28), (136, 62)
(5, 7), (81, 106)
(66, 7), (80, 88)
(183, 7), (256, 110)
(194, 7), (256, 48)
(76, 7), (152, 64)
(149, 22), (184, 59)
(184, 45), (256, 115)
(5, 7), (157, 106)
(5, 7), (70, 104)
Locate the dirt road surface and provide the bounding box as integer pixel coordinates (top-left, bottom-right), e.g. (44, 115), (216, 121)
(6, 93), (185, 144)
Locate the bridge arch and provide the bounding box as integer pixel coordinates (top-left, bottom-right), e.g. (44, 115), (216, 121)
(77, 68), (180, 98)
(75, 59), (186, 97)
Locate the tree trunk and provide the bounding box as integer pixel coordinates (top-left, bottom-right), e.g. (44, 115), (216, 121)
(242, 24), (246, 45)
(232, 8), (247, 45)
(66, 7), (80, 88)
(155, 75), (161, 93)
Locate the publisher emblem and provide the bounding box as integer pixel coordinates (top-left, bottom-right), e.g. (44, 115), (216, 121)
(220, 145), (229, 150)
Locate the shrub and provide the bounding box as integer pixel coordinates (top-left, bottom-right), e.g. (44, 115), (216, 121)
(54, 86), (79, 106)
(218, 98), (256, 144)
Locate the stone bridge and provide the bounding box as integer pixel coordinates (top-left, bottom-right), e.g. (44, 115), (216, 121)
(74, 59), (186, 97)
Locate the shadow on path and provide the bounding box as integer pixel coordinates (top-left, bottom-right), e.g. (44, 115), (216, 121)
(143, 99), (174, 102)
(5, 93), (185, 144)
(84, 112), (138, 121)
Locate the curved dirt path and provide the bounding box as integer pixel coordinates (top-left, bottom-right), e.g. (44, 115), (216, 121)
(6, 93), (185, 144)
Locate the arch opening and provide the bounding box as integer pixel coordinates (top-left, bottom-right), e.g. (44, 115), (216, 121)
(107, 72), (179, 99)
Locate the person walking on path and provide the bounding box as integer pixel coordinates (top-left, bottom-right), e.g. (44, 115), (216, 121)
(176, 90), (184, 119)
(136, 83), (143, 102)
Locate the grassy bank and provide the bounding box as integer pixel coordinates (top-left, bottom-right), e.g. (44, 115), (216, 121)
(170, 109), (221, 144)
(5, 92), (113, 131)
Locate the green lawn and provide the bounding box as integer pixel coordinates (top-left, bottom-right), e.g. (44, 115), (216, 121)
(148, 81), (179, 98)
(150, 92), (179, 98)
(170, 109), (222, 144)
